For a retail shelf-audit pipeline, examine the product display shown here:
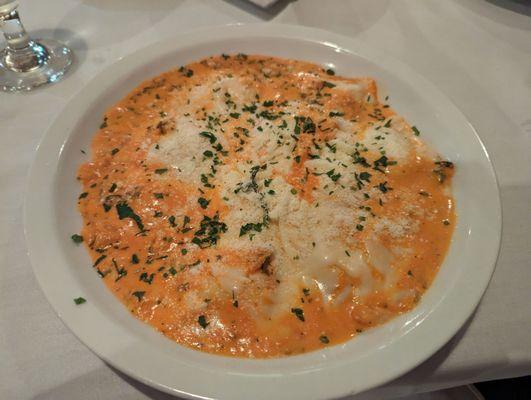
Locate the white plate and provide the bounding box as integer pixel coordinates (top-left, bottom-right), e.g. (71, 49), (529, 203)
(24, 24), (501, 400)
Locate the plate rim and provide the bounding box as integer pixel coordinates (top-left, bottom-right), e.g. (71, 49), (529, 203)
(24, 23), (502, 400)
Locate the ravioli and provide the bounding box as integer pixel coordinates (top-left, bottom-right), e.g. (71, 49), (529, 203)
(76, 54), (455, 357)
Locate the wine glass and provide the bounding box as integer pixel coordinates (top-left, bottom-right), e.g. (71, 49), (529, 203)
(0, 1), (72, 92)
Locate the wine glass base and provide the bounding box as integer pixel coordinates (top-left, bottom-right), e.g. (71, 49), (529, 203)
(0, 39), (72, 92)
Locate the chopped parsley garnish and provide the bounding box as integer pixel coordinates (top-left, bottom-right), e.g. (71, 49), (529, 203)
(203, 150), (213, 158)
(229, 112), (240, 119)
(71, 234), (83, 244)
(326, 68), (335, 76)
(263, 100), (274, 107)
(373, 155), (396, 172)
(295, 115), (316, 133)
(435, 160), (454, 168)
(197, 197), (210, 209)
(291, 308), (305, 322)
(93, 255), (107, 267)
(258, 110), (279, 120)
(377, 181), (391, 193)
(112, 259), (127, 282)
(199, 131), (217, 144)
(325, 169), (341, 182)
(131, 254), (139, 264)
(73, 297), (86, 305)
(239, 222), (263, 237)
(198, 315), (209, 329)
(325, 142), (337, 153)
(111, 148), (119, 156)
(155, 168), (168, 174)
(154, 193), (164, 199)
(433, 161), (454, 183)
(412, 126), (421, 136)
(294, 155), (301, 163)
(322, 81), (336, 89)
(242, 103), (257, 113)
(139, 272), (154, 284)
(359, 171), (371, 182)
(116, 202), (144, 231)
(168, 215), (177, 227)
(329, 111), (344, 117)
(78, 192), (88, 199)
(132, 291), (145, 301)
(192, 213), (227, 248)
(178, 66), (194, 77)
(319, 335), (330, 344)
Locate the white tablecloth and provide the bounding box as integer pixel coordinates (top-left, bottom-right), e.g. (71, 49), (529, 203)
(1, 1), (530, 399)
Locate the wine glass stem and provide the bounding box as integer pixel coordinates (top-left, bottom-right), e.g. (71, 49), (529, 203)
(0, 8), (48, 72)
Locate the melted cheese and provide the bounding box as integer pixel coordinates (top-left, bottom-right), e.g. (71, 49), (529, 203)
(77, 54), (456, 358)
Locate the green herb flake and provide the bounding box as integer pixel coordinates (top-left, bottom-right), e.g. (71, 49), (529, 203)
(93, 255), (107, 267)
(116, 202), (144, 231)
(412, 126), (421, 136)
(132, 291), (145, 301)
(291, 307), (305, 322)
(198, 315), (209, 329)
(239, 222), (263, 237)
(155, 168), (168, 174)
(139, 272), (154, 285)
(73, 297), (86, 305)
(319, 335), (330, 344)
(131, 254), (139, 264)
(71, 234), (84, 244)
(199, 131), (217, 144)
(168, 215), (177, 227)
(198, 197), (210, 209)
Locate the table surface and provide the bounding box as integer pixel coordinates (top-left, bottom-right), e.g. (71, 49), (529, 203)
(1, 1), (530, 399)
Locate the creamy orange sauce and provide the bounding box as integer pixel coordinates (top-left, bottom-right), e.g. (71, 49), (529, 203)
(76, 55), (455, 357)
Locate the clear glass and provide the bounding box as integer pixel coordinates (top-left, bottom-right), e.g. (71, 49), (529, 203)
(0, 1), (73, 92)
